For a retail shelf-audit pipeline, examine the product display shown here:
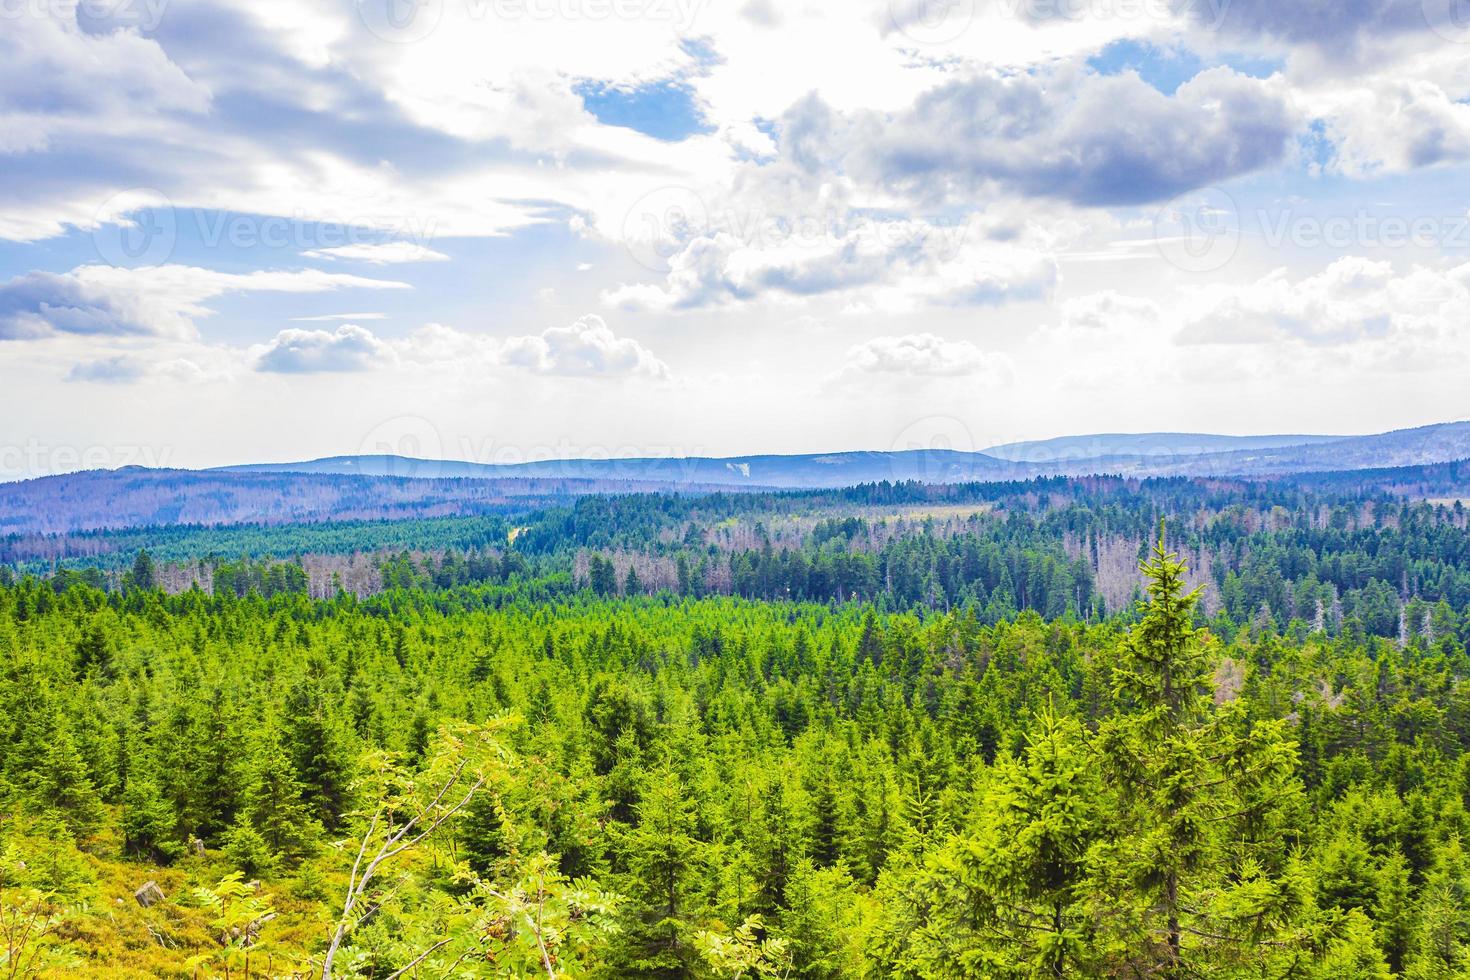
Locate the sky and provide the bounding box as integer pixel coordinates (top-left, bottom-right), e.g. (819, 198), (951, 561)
(3, 0), (1470, 477)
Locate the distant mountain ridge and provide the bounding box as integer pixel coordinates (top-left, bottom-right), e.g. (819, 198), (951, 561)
(0, 469), (741, 535)
(218, 448), (1028, 487)
(983, 432), (1342, 463)
(4, 421), (1468, 534)
(218, 422), (1470, 487)
(1146, 422), (1470, 477)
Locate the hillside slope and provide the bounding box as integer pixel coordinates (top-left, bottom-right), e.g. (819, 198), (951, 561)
(984, 431), (1340, 462)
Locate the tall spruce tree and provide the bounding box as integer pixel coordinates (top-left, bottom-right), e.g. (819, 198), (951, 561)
(1092, 526), (1304, 976)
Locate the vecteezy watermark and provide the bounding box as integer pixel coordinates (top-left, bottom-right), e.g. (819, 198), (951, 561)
(622, 186), (711, 272)
(1258, 208), (1470, 250)
(356, 0), (705, 43)
(358, 415), (449, 479)
(888, 0), (975, 45)
(1153, 190), (1470, 272)
(0, 440), (175, 481)
(1, 0), (168, 30)
(91, 189), (440, 268)
(357, 0), (443, 43)
(620, 185), (981, 272)
(888, 0), (1229, 44)
(1423, 0), (1470, 43)
(92, 189), (178, 267)
(1153, 187), (1240, 274)
(888, 415), (986, 484)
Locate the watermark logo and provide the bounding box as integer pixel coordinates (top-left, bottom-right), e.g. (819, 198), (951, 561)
(888, 0), (975, 44)
(0, 440), (175, 481)
(622, 186), (710, 271)
(90, 188), (440, 268)
(889, 415), (982, 483)
(358, 415), (448, 479)
(3, 0), (169, 32)
(92, 190), (178, 267)
(1259, 208), (1470, 250)
(357, 0), (444, 42)
(1154, 187), (1239, 273)
(1424, 0), (1470, 43)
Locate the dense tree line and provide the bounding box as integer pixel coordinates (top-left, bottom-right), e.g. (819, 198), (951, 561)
(15, 483), (1470, 652)
(5, 533), (1470, 975)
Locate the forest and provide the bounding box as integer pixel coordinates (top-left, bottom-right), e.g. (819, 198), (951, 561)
(2, 515), (1470, 976)
(11, 0), (1470, 971)
(4, 472), (1470, 977)
(12, 475), (1470, 645)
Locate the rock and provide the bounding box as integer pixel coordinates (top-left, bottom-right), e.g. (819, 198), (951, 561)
(188, 836), (206, 856)
(134, 881), (166, 907)
(246, 879), (262, 894)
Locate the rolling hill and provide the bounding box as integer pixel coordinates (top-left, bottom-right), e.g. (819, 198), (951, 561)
(5, 421), (1468, 534)
(982, 431), (1341, 462)
(223, 422), (1470, 487)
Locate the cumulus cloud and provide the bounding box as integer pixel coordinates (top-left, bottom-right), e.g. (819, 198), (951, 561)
(3, 0), (1470, 442)
(247, 315), (669, 379)
(66, 354), (212, 384)
(1178, 257), (1470, 366)
(0, 265), (409, 341)
(0, 270), (155, 340)
(843, 66), (1299, 207)
(0, 10), (208, 157)
(255, 323), (390, 373)
(604, 215), (1058, 313)
(301, 242), (450, 264)
(1318, 78), (1470, 175)
(65, 355), (149, 384)
(501, 315), (669, 379)
(834, 333), (1013, 384)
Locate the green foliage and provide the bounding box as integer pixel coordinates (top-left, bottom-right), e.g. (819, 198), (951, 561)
(3, 511), (1470, 975)
(121, 771), (183, 863)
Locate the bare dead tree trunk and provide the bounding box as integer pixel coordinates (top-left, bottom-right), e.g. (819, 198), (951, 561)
(320, 760), (487, 980)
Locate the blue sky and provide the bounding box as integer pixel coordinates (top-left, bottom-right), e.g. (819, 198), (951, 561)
(2, 0), (1469, 476)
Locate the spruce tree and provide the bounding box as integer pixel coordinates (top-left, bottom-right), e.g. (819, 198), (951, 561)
(242, 727), (319, 862)
(284, 662), (355, 831)
(39, 725), (106, 839)
(121, 770), (182, 862)
(614, 764), (710, 978)
(1092, 526), (1304, 976)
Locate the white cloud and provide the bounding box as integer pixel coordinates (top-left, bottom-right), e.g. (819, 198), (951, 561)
(772, 66), (1300, 209)
(302, 242), (450, 264)
(1178, 257), (1470, 368)
(67, 354), (213, 385)
(501, 315), (669, 379)
(0, 264), (409, 341)
(255, 323), (391, 373)
(3, 0), (1470, 458)
(834, 333), (1013, 383)
(1317, 77), (1470, 176)
(603, 215), (1059, 313)
(0, 10), (208, 158)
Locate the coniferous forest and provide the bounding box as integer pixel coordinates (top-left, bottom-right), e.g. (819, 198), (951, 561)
(10, 0), (1470, 968)
(6, 474), (1470, 977)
